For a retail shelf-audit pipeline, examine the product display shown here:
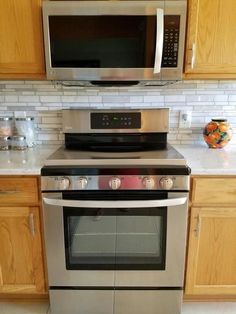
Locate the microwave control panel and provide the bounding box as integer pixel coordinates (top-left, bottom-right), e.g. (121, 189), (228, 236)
(90, 112), (141, 129)
(162, 15), (180, 68)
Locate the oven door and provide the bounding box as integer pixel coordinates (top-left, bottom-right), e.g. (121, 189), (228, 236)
(42, 191), (188, 288)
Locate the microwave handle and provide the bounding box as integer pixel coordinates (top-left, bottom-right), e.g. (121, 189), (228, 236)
(154, 8), (164, 74)
(43, 196), (187, 208)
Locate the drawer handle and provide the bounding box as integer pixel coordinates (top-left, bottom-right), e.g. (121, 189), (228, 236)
(28, 213), (35, 237)
(191, 43), (196, 69)
(0, 189), (20, 195)
(193, 214), (200, 237)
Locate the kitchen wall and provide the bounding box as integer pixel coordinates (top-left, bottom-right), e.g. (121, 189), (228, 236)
(0, 80), (236, 146)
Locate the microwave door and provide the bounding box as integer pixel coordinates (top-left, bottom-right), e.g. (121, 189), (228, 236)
(154, 8), (164, 74)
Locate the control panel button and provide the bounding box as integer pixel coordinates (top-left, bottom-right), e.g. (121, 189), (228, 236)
(57, 177), (70, 190)
(77, 177), (88, 189)
(159, 177), (174, 190)
(109, 177), (121, 190)
(142, 177), (155, 189)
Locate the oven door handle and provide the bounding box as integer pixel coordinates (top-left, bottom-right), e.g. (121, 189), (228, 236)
(43, 196), (187, 208)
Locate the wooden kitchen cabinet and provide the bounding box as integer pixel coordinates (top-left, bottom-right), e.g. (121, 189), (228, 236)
(185, 0), (236, 79)
(0, 176), (47, 298)
(0, 0), (45, 79)
(185, 176), (236, 298)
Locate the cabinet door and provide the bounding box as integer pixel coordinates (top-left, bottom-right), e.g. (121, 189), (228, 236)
(0, 0), (45, 76)
(185, 206), (236, 295)
(0, 206), (45, 294)
(185, 0), (236, 75)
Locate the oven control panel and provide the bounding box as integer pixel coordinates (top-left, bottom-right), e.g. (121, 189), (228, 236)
(41, 175), (189, 191)
(90, 112), (141, 129)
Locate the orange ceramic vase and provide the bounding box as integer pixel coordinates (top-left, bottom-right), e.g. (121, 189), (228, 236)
(203, 119), (233, 148)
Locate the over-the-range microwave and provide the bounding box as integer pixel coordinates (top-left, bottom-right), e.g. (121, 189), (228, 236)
(42, 1), (187, 83)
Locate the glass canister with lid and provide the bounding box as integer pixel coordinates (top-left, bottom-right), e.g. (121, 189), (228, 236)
(0, 117), (14, 136)
(0, 136), (10, 150)
(15, 117), (36, 147)
(10, 135), (27, 151)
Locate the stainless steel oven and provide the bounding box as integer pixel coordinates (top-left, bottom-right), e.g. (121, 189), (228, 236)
(41, 108), (190, 314)
(42, 171), (189, 314)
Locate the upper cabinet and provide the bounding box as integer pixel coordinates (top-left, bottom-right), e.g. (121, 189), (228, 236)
(185, 0), (236, 78)
(0, 0), (45, 79)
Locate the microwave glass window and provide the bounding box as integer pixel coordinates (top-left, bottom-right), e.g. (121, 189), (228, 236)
(49, 16), (156, 68)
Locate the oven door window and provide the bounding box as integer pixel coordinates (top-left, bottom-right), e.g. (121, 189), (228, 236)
(64, 205), (167, 270)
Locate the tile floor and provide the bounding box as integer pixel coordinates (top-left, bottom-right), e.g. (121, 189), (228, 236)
(0, 302), (236, 314)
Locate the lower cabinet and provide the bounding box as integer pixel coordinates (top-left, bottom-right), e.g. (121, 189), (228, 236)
(0, 176), (46, 297)
(185, 177), (236, 298)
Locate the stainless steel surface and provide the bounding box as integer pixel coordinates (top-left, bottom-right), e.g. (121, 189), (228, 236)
(154, 8), (164, 74)
(49, 290), (182, 314)
(49, 290), (114, 314)
(42, 1), (186, 81)
(62, 108), (169, 134)
(42, 192), (115, 287)
(114, 192), (188, 287)
(42, 192), (188, 287)
(115, 290), (182, 314)
(41, 174), (189, 191)
(43, 195), (187, 208)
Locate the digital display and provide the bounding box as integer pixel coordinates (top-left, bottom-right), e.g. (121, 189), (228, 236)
(91, 112), (141, 129)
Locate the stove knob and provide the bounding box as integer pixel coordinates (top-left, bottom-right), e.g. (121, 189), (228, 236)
(77, 177), (88, 189)
(142, 177), (155, 189)
(109, 177), (121, 190)
(57, 177), (70, 190)
(159, 177), (174, 190)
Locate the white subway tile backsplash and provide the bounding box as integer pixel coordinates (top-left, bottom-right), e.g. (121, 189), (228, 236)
(41, 117), (62, 124)
(143, 96), (164, 102)
(40, 96), (61, 103)
(19, 95), (40, 102)
(102, 96), (130, 103)
(88, 96), (102, 103)
(130, 96), (144, 103)
(164, 95), (186, 102)
(5, 96), (18, 102)
(61, 96), (89, 102)
(0, 80), (236, 145)
(38, 133), (59, 141)
(228, 95), (236, 101)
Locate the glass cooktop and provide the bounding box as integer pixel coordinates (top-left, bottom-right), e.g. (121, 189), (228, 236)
(44, 144), (186, 167)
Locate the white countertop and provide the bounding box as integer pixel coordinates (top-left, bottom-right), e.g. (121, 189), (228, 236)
(175, 144), (236, 175)
(0, 146), (59, 175)
(0, 144), (236, 175)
